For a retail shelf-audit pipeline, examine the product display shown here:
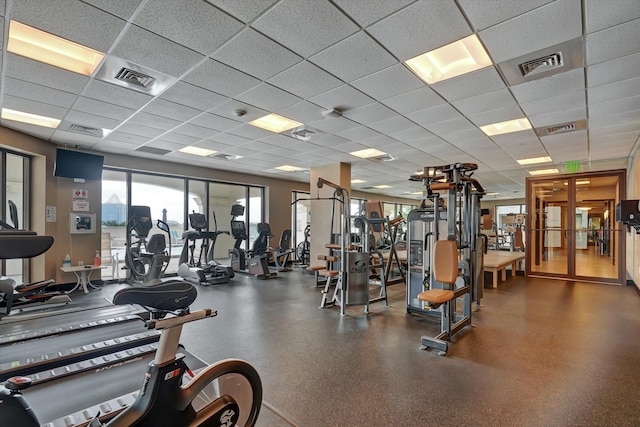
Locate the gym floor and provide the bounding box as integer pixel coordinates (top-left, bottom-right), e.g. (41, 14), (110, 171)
(87, 268), (640, 426)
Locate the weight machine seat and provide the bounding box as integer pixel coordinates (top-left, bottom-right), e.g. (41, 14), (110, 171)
(417, 240), (459, 304)
(113, 280), (197, 312)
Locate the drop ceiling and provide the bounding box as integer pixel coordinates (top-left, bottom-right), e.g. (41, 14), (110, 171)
(0, 0), (639, 200)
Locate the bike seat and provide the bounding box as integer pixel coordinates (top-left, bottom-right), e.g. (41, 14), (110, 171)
(113, 280), (197, 312)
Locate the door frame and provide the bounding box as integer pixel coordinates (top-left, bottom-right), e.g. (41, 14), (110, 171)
(525, 169), (626, 284)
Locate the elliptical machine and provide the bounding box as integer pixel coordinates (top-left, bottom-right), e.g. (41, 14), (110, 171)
(178, 210), (234, 285)
(124, 206), (172, 285)
(229, 205), (276, 280)
(0, 200), (68, 316)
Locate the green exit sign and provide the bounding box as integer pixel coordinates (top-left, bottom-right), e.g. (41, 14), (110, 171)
(564, 160), (581, 173)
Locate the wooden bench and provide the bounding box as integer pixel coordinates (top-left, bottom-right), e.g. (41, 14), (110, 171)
(483, 250), (525, 288)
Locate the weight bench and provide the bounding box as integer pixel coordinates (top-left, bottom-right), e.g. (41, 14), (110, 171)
(417, 239), (472, 355)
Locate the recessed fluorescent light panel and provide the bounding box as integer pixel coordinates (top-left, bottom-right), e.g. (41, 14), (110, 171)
(274, 165), (303, 172)
(249, 114), (303, 133)
(528, 168), (559, 176)
(1, 108), (60, 128)
(405, 35), (492, 84)
(480, 118), (532, 136)
(349, 148), (387, 159)
(351, 179), (366, 184)
(179, 146), (216, 156)
(373, 185), (391, 189)
(8, 20), (104, 76)
(517, 156), (552, 165)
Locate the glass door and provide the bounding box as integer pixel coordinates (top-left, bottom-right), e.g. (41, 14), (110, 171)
(526, 171), (625, 284)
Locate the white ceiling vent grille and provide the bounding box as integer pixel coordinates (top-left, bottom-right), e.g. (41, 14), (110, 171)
(67, 123), (104, 137)
(95, 56), (177, 95)
(214, 153), (243, 160)
(519, 52), (563, 77)
(135, 146), (171, 155)
(547, 123), (575, 135)
(115, 67), (156, 88)
(534, 119), (586, 137)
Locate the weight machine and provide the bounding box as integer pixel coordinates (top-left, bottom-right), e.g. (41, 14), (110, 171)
(317, 178), (387, 316)
(406, 163), (486, 354)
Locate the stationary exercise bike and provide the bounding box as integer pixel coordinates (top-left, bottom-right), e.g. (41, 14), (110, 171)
(0, 280), (263, 426)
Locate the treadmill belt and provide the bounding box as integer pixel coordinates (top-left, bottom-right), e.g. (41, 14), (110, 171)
(30, 349), (206, 425)
(0, 319), (146, 366)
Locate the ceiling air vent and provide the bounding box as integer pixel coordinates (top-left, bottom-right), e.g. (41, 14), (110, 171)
(214, 153), (243, 160)
(291, 127), (316, 141)
(135, 146), (170, 155)
(371, 155), (397, 163)
(519, 52), (563, 77)
(547, 123), (575, 135)
(534, 119), (586, 137)
(67, 123), (103, 137)
(115, 67), (156, 89)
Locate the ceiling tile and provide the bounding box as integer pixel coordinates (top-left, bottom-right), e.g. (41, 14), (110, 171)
(310, 32), (397, 82)
(215, 28), (302, 80)
(3, 94), (68, 119)
(381, 87), (446, 114)
(453, 88), (519, 116)
(235, 83), (302, 112)
(11, 0), (125, 52)
(351, 64), (424, 100)
(479, 0), (582, 63)
(134, 0), (243, 55)
(584, 0), (640, 33)
(5, 54), (89, 94)
(336, 125), (381, 142)
(3, 77), (77, 108)
(170, 123), (216, 140)
(588, 77), (640, 105)
(278, 101), (326, 124)
(586, 18), (640, 65)
(208, 0), (278, 23)
(367, 115), (416, 135)
(368, 0), (471, 61)
(268, 61), (343, 99)
(405, 103), (463, 127)
(155, 132), (201, 146)
(82, 0), (143, 20)
(189, 113), (240, 132)
(332, 0), (415, 27)
(183, 59), (260, 97)
(111, 25), (204, 77)
(127, 112), (181, 131)
(73, 97), (136, 121)
(0, 120), (54, 140)
(589, 95), (640, 117)
(459, 0), (555, 31)
(309, 85), (374, 111)
(83, 80), (153, 110)
(511, 68), (585, 104)
(467, 105), (526, 129)
(424, 117), (476, 135)
(520, 90), (586, 117)
(587, 52), (640, 88)
(309, 117), (360, 133)
(343, 103), (396, 125)
(116, 122), (164, 139)
(160, 81), (228, 112)
(64, 110), (122, 130)
(253, 0), (358, 57)
(528, 106), (586, 128)
(51, 129), (99, 146)
(142, 99), (201, 122)
(430, 67), (506, 101)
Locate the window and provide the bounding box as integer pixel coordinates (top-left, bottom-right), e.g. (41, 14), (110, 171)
(101, 170), (128, 280)
(2, 151), (30, 283)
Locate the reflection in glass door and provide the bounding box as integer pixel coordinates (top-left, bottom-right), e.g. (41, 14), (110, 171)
(530, 179), (569, 276)
(527, 171), (625, 284)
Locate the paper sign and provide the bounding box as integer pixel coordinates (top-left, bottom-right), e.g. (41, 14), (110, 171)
(72, 201), (90, 211)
